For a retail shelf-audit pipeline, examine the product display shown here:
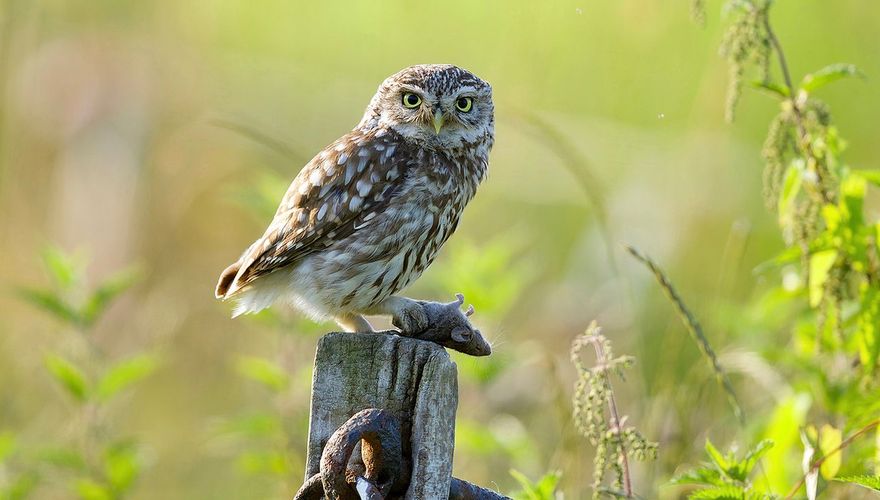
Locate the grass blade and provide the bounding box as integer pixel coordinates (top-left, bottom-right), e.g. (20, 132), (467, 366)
(625, 245), (744, 423)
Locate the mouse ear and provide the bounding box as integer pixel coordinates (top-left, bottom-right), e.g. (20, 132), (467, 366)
(451, 327), (472, 343)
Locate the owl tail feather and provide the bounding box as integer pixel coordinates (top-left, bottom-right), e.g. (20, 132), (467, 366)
(215, 262), (241, 299)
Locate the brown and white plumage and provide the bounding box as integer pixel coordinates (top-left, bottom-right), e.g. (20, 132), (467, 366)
(215, 64), (494, 332)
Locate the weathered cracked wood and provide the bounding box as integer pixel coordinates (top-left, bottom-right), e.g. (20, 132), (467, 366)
(305, 332), (458, 499)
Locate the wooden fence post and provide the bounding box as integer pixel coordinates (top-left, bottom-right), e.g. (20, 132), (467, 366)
(296, 331), (509, 500)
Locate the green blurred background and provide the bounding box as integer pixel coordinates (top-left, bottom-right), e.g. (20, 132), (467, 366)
(1, 0), (879, 498)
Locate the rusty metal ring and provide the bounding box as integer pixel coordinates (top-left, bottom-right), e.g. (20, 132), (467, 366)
(294, 408), (403, 500)
(321, 408), (402, 499)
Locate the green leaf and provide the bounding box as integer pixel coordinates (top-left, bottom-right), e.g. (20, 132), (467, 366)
(235, 450), (291, 477)
(81, 267), (141, 327)
(38, 447), (87, 471)
(533, 471), (562, 497)
(822, 204), (842, 233)
(748, 79), (790, 97)
(800, 63), (865, 92)
(0, 431), (15, 463)
(704, 439), (729, 470)
(96, 354), (158, 401)
(808, 249), (838, 308)
(509, 469), (538, 498)
(17, 288), (81, 326)
(509, 469), (561, 500)
(456, 420), (502, 456)
(856, 286), (880, 372)
(41, 246), (81, 289)
(44, 355), (89, 402)
(671, 467), (724, 487)
(210, 413), (282, 439)
(777, 162), (802, 228)
(74, 479), (112, 500)
(104, 442), (140, 493)
(841, 175), (866, 227)
(753, 244), (802, 275)
(235, 356), (289, 392)
(834, 475), (880, 492)
(2, 471), (39, 500)
(689, 485), (746, 499)
(818, 424), (842, 480)
(759, 393), (811, 493)
(741, 440), (774, 476)
(853, 169), (880, 187)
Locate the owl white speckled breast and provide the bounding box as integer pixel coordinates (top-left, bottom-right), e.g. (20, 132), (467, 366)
(216, 64), (494, 334)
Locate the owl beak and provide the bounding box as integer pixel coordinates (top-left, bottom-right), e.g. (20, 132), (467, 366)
(432, 109), (445, 134)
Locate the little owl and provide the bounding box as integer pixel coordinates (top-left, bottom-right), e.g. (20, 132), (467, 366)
(215, 64), (494, 334)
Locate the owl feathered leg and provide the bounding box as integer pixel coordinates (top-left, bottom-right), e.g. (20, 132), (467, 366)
(365, 296), (429, 335)
(335, 313), (374, 333)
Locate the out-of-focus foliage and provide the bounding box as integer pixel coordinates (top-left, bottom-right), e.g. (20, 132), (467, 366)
(17, 249), (140, 329)
(0, 432), (40, 500)
(9, 250), (156, 499)
(508, 469), (562, 500)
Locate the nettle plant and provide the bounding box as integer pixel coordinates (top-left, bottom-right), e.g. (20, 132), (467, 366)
(717, 0), (879, 372)
(675, 0), (880, 497)
(672, 439), (774, 499)
(571, 322), (658, 499)
(11, 248), (157, 500)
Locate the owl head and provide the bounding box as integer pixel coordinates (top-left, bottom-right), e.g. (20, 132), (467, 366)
(359, 64), (494, 149)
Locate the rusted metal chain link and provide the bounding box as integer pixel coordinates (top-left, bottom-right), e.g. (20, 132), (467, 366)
(293, 408), (510, 500)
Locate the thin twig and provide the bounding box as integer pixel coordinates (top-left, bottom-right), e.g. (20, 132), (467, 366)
(625, 245), (745, 424)
(784, 419), (880, 499)
(587, 336), (633, 498)
(758, 5), (803, 139)
(762, 12), (807, 142)
(762, 11), (832, 204)
(762, 14), (796, 113)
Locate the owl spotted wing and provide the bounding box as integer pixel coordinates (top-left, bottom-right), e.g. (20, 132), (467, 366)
(216, 129), (409, 298)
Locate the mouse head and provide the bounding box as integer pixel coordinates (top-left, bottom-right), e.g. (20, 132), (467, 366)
(445, 326), (492, 357)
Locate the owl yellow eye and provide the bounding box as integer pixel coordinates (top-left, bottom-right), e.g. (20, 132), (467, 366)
(455, 97), (473, 112)
(402, 93), (421, 108)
